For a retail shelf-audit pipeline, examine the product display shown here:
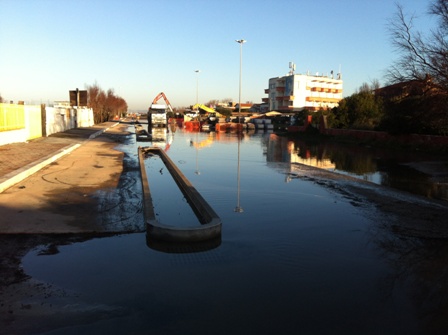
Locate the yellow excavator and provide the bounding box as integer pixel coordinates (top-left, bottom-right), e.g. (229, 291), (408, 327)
(190, 104), (223, 121)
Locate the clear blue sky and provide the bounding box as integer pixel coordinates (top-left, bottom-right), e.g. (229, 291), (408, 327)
(0, 0), (432, 111)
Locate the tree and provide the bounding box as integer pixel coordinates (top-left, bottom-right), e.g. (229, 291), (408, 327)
(86, 83), (127, 123)
(331, 100), (350, 129)
(87, 83), (106, 123)
(221, 98), (233, 104)
(205, 99), (219, 106)
(332, 83), (384, 130)
(380, 89), (448, 135)
(387, 1), (448, 91)
(0, 93), (3, 103)
(384, 1), (448, 135)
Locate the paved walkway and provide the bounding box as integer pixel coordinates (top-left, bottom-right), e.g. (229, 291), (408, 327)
(0, 121), (146, 234)
(0, 122), (120, 193)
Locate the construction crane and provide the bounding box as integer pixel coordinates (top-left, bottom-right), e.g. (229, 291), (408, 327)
(151, 92), (174, 113)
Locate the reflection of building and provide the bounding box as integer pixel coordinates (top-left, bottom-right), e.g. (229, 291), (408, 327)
(290, 154), (335, 170)
(190, 133), (215, 149)
(266, 133), (336, 169)
(150, 128), (173, 151)
(266, 134), (294, 163)
(264, 66), (343, 112)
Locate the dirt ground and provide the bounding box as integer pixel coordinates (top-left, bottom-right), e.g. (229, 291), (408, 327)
(1, 127), (448, 334)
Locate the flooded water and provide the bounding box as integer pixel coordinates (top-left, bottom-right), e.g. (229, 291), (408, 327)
(22, 125), (448, 334)
(273, 135), (448, 201)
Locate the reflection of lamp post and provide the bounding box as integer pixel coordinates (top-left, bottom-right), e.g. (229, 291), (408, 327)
(235, 39), (246, 124)
(234, 39), (245, 213)
(195, 133), (200, 175)
(234, 134), (243, 213)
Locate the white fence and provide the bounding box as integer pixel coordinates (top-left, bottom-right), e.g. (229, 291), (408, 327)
(45, 106), (94, 136)
(0, 104), (94, 146)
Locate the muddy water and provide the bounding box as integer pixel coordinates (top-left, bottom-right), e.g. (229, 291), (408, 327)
(22, 126), (448, 334)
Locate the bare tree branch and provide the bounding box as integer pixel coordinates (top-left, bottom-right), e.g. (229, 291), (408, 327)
(387, 1), (448, 91)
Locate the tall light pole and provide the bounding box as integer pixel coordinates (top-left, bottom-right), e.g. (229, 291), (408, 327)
(234, 39), (246, 213)
(195, 70), (200, 106)
(235, 39), (246, 124)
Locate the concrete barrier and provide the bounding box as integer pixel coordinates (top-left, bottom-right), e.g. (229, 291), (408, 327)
(138, 146), (222, 242)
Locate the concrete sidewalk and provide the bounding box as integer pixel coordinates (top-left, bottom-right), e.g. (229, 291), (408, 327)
(0, 121), (144, 234)
(0, 122), (119, 193)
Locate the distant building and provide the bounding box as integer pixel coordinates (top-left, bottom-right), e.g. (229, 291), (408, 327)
(374, 76), (437, 101)
(233, 103), (253, 110)
(249, 103), (269, 113)
(264, 68), (343, 112)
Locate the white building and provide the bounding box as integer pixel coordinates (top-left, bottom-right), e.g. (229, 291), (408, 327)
(264, 68), (343, 112)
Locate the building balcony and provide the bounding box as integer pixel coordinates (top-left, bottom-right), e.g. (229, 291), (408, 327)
(283, 95), (294, 101)
(265, 89), (270, 94)
(276, 87), (285, 92)
(308, 86), (343, 93)
(306, 96), (341, 103)
(262, 97), (269, 102)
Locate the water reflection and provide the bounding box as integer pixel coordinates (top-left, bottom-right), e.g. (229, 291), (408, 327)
(146, 235), (221, 253)
(265, 133), (448, 201)
(374, 225), (448, 332)
(235, 133), (244, 213)
(147, 126), (446, 201)
(151, 128), (167, 145)
(17, 125), (448, 335)
(148, 125), (174, 151)
(188, 131), (216, 176)
(192, 132), (200, 175)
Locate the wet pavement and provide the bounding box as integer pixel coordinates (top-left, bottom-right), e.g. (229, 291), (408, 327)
(0, 122), (120, 193)
(0, 121), (144, 234)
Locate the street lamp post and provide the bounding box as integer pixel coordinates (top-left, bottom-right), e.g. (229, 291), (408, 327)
(235, 39), (246, 124)
(195, 70), (200, 106)
(234, 39), (246, 213)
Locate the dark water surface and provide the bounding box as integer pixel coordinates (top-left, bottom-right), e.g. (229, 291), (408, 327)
(23, 126), (448, 334)
(273, 134), (448, 201)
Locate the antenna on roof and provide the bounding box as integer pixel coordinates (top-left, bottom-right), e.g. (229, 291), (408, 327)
(337, 64), (342, 80)
(289, 62), (295, 75)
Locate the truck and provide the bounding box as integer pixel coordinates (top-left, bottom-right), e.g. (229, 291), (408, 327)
(148, 92), (174, 128)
